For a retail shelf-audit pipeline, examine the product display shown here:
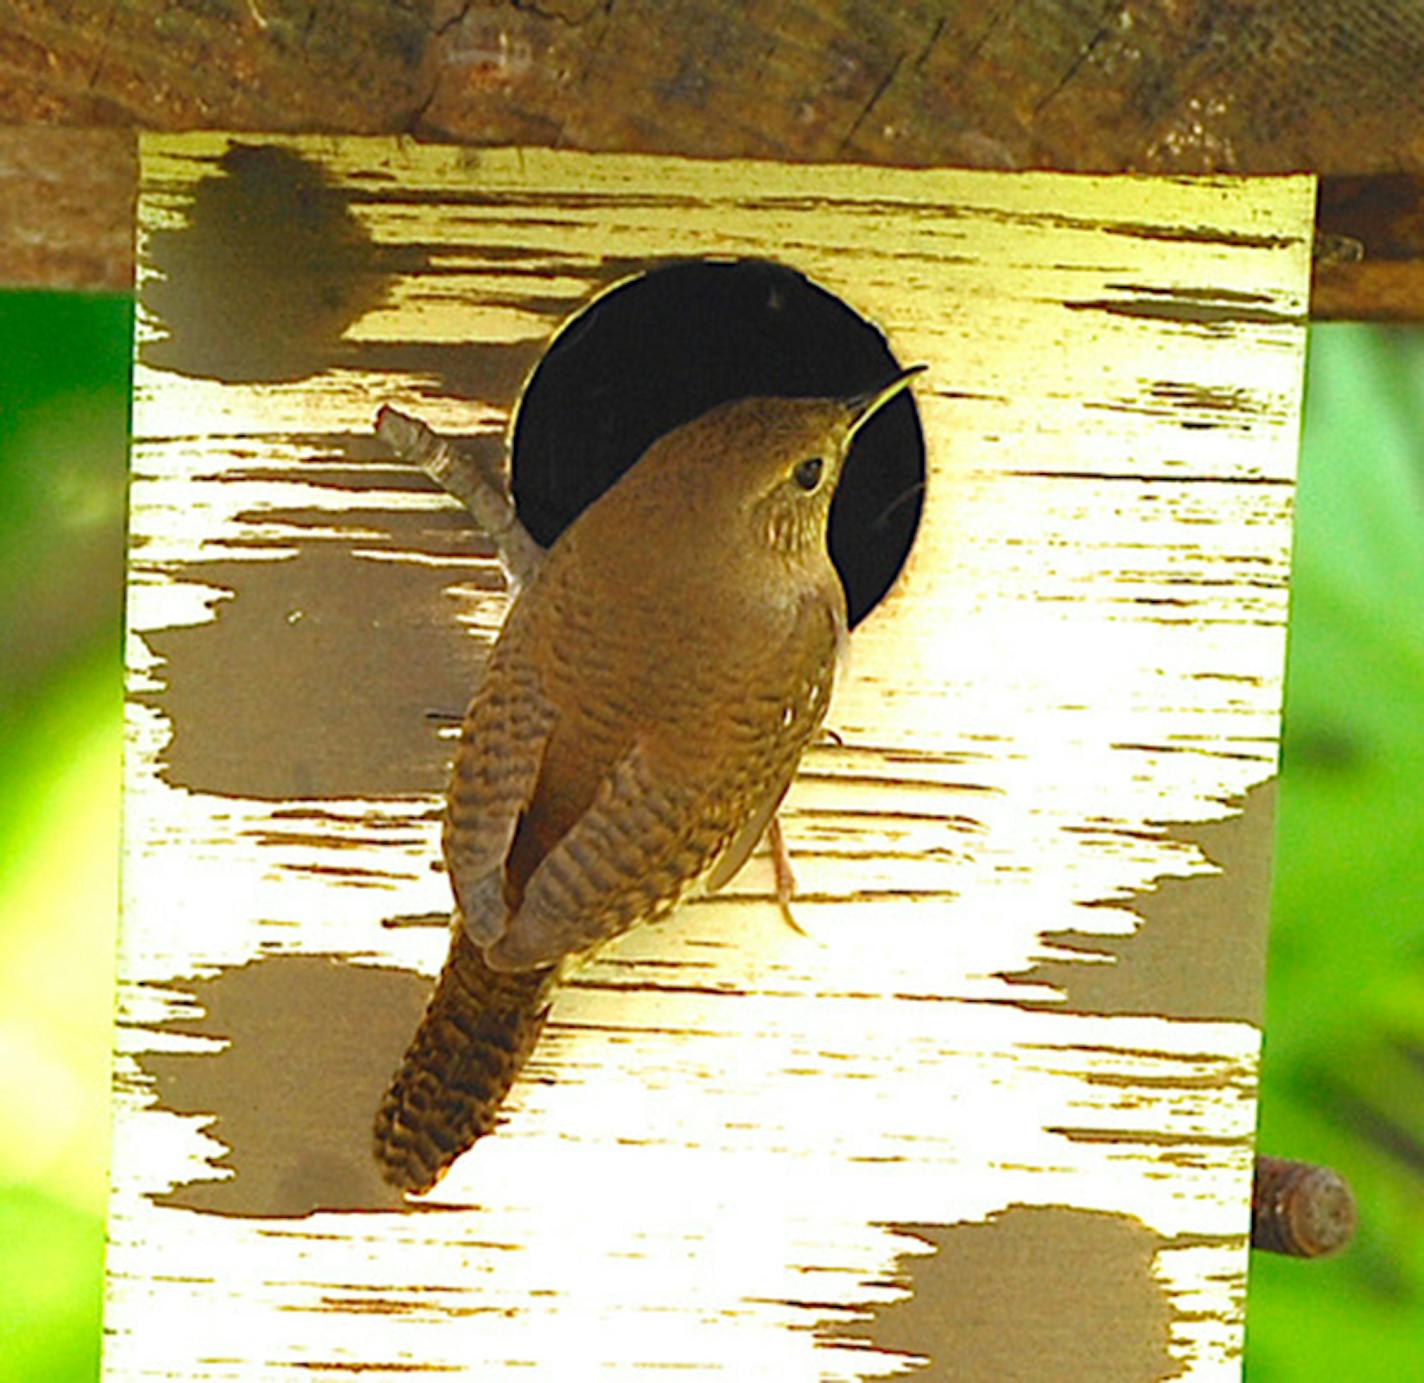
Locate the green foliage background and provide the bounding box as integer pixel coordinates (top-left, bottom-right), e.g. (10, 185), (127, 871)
(0, 293), (1419, 1380)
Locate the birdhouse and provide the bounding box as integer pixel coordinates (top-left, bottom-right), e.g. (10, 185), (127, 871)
(114, 134), (1313, 1379)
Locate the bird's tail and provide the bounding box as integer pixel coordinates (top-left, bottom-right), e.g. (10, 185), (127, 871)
(373, 918), (556, 1194)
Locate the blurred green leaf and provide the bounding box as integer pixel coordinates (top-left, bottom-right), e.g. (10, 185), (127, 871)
(0, 290), (128, 1383)
(0, 1188), (104, 1383)
(1250, 324), (1424, 1378)
(0, 293), (131, 742)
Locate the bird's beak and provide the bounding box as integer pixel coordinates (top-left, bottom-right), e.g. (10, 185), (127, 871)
(845, 363), (928, 438)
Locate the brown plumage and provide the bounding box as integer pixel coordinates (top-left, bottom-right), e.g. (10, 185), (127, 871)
(373, 368), (924, 1194)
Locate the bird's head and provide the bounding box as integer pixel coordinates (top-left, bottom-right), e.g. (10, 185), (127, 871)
(641, 364), (926, 561)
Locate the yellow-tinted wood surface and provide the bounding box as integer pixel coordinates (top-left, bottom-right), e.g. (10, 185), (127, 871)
(110, 135), (1314, 1380)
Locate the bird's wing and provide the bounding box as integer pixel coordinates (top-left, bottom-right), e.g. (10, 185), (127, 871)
(701, 768), (797, 894)
(483, 737), (762, 973)
(444, 660), (558, 950)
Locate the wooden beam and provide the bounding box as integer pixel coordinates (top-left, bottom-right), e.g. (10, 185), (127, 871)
(1314, 175), (1424, 320)
(0, 126), (135, 291)
(5, 1), (1424, 304)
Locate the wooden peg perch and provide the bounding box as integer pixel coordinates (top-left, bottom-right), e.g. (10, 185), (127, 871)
(374, 404), (545, 592)
(1251, 1155), (1358, 1258)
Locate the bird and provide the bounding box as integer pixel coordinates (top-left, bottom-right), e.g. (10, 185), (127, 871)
(372, 364), (926, 1195)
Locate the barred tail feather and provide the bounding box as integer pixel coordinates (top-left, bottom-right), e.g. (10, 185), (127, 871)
(373, 920), (556, 1194)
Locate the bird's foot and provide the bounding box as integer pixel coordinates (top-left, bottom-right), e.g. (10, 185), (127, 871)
(769, 814), (808, 937)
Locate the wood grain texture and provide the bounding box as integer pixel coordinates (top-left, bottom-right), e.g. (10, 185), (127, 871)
(110, 134), (1313, 1380)
(1, 0), (1419, 313)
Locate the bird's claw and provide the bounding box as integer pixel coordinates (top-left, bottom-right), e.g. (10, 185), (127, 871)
(769, 815), (809, 936)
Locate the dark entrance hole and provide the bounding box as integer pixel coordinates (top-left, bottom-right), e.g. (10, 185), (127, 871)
(510, 258), (925, 627)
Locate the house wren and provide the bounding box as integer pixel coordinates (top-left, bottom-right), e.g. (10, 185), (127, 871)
(373, 364), (926, 1194)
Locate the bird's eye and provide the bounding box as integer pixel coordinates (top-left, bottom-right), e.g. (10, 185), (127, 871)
(793, 457), (824, 491)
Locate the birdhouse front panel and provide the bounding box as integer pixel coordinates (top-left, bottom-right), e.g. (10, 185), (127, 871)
(111, 135), (1313, 1380)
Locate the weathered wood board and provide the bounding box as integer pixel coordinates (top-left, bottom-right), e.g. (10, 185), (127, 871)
(110, 135), (1314, 1380)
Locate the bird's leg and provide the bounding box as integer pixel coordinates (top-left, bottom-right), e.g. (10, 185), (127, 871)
(763, 725), (844, 935)
(768, 814), (808, 936)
